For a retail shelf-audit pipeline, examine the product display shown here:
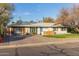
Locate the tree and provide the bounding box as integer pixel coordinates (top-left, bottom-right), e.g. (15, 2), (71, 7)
(56, 5), (79, 33)
(0, 3), (14, 35)
(55, 8), (69, 25)
(15, 20), (23, 25)
(43, 17), (54, 23)
(29, 20), (36, 23)
(68, 5), (79, 33)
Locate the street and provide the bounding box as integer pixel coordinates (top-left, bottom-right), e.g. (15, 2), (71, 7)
(0, 43), (79, 56)
(1, 35), (79, 56)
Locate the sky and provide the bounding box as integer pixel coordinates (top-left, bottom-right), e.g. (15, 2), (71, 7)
(12, 3), (73, 22)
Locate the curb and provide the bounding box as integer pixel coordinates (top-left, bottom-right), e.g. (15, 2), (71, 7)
(0, 40), (79, 49)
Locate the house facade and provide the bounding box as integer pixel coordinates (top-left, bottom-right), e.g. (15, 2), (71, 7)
(8, 23), (68, 35)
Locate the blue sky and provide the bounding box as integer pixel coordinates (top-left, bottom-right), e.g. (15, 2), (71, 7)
(12, 3), (73, 22)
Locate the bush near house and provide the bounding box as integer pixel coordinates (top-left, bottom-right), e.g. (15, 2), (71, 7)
(43, 31), (56, 35)
(67, 27), (79, 34)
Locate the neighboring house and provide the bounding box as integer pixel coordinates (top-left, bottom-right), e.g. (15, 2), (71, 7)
(8, 23), (68, 35)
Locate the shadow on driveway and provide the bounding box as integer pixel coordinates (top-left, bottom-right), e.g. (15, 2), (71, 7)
(3, 34), (33, 43)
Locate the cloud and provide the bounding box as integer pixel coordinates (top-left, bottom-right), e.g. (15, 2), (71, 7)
(23, 12), (31, 15)
(12, 13), (17, 16)
(12, 11), (31, 16)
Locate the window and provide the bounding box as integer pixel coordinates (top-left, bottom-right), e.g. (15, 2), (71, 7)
(40, 27), (43, 32)
(53, 28), (58, 31)
(30, 27), (37, 34)
(61, 28), (66, 31)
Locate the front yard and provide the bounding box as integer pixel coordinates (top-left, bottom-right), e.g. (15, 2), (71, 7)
(44, 34), (79, 38)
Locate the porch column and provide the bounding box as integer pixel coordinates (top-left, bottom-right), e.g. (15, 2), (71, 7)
(37, 27), (41, 35)
(28, 27), (30, 33)
(9, 28), (12, 36)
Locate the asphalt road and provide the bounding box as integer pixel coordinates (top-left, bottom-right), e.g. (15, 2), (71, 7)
(1, 43), (79, 56)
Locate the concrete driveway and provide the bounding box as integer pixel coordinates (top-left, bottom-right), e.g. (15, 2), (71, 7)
(0, 35), (79, 48)
(5, 35), (79, 47)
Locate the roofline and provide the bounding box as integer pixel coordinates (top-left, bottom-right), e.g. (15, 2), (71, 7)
(8, 25), (67, 28)
(8, 23), (67, 28)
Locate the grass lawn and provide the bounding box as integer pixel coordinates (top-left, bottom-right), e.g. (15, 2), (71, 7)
(44, 34), (79, 38)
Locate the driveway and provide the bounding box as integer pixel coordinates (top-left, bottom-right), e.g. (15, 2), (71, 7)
(1, 35), (79, 47)
(7, 35), (79, 45)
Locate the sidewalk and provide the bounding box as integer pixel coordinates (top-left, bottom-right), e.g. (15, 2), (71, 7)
(0, 35), (79, 49)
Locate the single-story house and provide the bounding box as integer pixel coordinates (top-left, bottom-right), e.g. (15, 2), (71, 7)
(8, 23), (68, 35)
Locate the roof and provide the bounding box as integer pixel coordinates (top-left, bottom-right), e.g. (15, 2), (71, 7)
(8, 23), (67, 28)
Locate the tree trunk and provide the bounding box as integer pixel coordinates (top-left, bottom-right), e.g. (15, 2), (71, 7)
(75, 27), (79, 33)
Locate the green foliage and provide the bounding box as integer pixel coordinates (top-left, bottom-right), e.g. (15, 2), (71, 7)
(0, 3), (14, 25)
(0, 3), (14, 35)
(43, 17), (54, 23)
(44, 34), (79, 38)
